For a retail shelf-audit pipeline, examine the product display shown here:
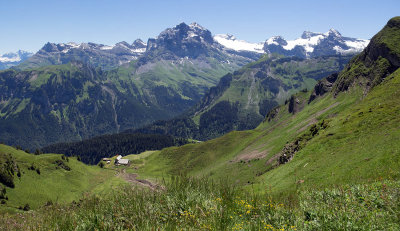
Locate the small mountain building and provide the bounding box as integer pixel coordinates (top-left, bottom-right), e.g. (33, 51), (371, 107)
(118, 159), (130, 165)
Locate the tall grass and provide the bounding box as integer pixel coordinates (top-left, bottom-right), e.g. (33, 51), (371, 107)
(0, 176), (399, 230)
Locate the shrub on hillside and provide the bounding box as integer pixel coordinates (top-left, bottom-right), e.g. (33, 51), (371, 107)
(0, 154), (16, 188)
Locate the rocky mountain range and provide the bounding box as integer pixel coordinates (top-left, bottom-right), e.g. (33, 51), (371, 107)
(215, 29), (369, 58)
(0, 22), (258, 150)
(12, 24), (369, 72)
(15, 39), (147, 71)
(0, 22), (370, 150)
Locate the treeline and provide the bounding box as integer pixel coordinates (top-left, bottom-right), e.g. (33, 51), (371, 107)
(42, 133), (188, 165)
(125, 101), (250, 141)
(128, 118), (199, 139)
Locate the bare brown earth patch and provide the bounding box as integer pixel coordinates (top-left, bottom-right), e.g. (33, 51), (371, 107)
(28, 73), (38, 82)
(234, 149), (268, 162)
(297, 118), (318, 133)
(290, 102), (340, 134)
(120, 169), (163, 191)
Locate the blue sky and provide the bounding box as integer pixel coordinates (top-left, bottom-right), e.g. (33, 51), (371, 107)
(0, 0), (398, 54)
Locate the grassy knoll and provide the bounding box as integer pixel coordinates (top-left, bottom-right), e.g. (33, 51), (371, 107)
(0, 145), (118, 212)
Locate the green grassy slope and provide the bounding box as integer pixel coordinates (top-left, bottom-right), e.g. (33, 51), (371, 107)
(129, 54), (353, 141)
(135, 17), (400, 195)
(0, 144), (118, 212)
(191, 55), (352, 130)
(136, 68), (400, 195)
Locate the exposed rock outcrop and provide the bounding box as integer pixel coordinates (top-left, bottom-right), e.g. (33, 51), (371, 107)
(308, 73), (338, 103)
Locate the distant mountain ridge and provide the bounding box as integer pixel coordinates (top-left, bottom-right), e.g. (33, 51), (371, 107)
(215, 29), (369, 58)
(0, 50), (33, 70)
(14, 24), (368, 72)
(16, 40), (147, 70)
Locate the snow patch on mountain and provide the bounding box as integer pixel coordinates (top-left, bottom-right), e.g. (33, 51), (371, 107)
(100, 45), (115, 50)
(214, 34), (264, 53)
(344, 40), (369, 51)
(0, 56), (21, 62)
(265, 29), (370, 57)
(0, 50), (33, 62)
(281, 34), (324, 53)
(189, 22), (206, 31)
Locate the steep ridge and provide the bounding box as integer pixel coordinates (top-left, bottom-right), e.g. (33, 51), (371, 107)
(333, 17), (400, 95)
(129, 54), (353, 140)
(135, 17), (400, 193)
(189, 54), (352, 139)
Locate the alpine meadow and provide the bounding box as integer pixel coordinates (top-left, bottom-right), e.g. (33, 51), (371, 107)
(0, 1), (399, 230)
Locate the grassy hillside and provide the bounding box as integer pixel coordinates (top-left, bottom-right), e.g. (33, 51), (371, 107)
(132, 17), (400, 194)
(0, 144), (121, 212)
(134, 66), (400, 196)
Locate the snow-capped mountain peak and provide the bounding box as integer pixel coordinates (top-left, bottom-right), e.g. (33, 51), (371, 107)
(0, 50), (33, 69)
(0, 50), (33, 63)
(301, 31), (324, 39)
(264, 29), (369, 58)
(157, 22), (212, 42)
(266, 36), (287, 46)
(214, 34), (264, 53)
(189, 22), (206, 31)
(327, 28), (342, 37)
(132, 39), (147, 48)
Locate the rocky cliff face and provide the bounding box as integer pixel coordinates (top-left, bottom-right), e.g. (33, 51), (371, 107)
(308, 73), (338, 103)
(333, 17), (400, 95)
(146, 22), (215, 58)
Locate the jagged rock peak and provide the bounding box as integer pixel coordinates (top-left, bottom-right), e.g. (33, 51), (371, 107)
(328, 28), (342, 37)
(301, 31), (323, 39)
(266, 36), (287, 46)
(132, 39), (146, 48)
(189, 22), (206, 30)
